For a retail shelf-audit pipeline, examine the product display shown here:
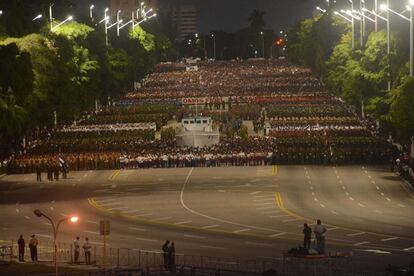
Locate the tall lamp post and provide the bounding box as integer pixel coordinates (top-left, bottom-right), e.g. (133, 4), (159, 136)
(380, 2), (391, 90)
(260, 31), (265, 58)
(33, 209), (78, 276)
(211, 33), (216, 60)
(90, 5), (94, 21)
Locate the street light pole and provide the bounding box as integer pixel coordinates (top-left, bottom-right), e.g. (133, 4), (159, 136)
(374, 0), (378, 31)
(90, 5), (94, 21)
(33, 210), (78, 276)
(260, 31), (265, 58)
(49, 3), (54, 30)
(211, 34), (216, 60)
(104, 8), (109, 46)
(351, 0), (355, 50)
(386, 0), (391, 91)
(117, 10), (121, 37)
(411, 4), (413, 76)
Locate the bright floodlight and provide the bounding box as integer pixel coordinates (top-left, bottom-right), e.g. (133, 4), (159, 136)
(334, 11), (339, 15)
(0, 10), (3, 15)
(380, 4), (388, 11)
(68, 16), (73, 20)
(70, 216), (79, 223)
(90, 4), (94, 9)
(211, 34), (214, 37)
(410, 0), (414, 6)
(260, 31), (263, 35)
(105, 8), (109, 12)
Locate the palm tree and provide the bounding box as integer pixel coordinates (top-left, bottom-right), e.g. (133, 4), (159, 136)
(248, 10), (265, 30)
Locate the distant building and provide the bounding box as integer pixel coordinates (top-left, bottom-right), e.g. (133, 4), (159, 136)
(109, 0), (158, 17)
(172, 4), (198, 41)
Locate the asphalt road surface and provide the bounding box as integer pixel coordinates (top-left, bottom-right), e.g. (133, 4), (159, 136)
(1, 165), (413, 273)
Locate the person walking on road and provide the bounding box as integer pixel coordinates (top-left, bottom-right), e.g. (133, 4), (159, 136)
(36, 165), (42, 182)
(18, 235), (25, 262)
(313, 219), (327, 254)
(168, 242), (176, 273)
(83, 237), (92, 265)
(73, 237), (80, 263)
(303, 223), (312, 250)
(29, 235), (38, 262)
(162, 240), (170, 269)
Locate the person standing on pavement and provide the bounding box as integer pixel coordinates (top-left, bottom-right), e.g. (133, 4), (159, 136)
(303, 223), (312, 250)
(18, 235), (25, 262)
(168, 242), (176, 273)
(36, 165), (42, 182)
(313, 219), (327, 254)
(83, 237), (92, 265)
(73, 237), (80, 263)
(162, 240), (170, 269)
(29, 235), (38, 262)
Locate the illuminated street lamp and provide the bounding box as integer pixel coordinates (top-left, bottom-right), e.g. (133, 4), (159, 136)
(211, 33), (216, 60)
(260, 31), (265, 58)
(33, 14), (43, 21)
(51, 16), (73, 31)
(380, 1), (391, 90)
(90, 4), (95, 21)
(0, 10), (3, 15)
(33, 209), (79, 276)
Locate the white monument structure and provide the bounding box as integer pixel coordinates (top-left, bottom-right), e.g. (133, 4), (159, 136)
(176, 116), (220, 147)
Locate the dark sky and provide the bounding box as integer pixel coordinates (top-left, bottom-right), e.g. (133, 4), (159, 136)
(73, 0), (321, 33)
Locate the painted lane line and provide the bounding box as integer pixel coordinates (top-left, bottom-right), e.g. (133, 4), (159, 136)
(183, 234), (205, 239)
(347, 232), (366, 237)
(87, 220), (99, 225)
(320, 204), (325, 208)
(269, 232), (286, 238)
(174, 220), (192, 225)
(96, 198), (118, 203)
(381, 237), (398, 242)
(251, 191), (262, 195)
(342, 186), (346, 190)
(245, 241), (272, 248)
(256, 206), (275, 210)
(283, 218), (300, 223)
(385, 197), (391, 202)
(152, 217), (172, 222)
(108, 206), (129, 211)
(44, 222), (52, 226)
(123, 210), (142, 214)
(200, 245), (225, 250)
(310, 186), (314, 190)
(201, 225), (220, 229)
(233, 228), (251, 233)
(261, 210), (280, 214)
(254, 202), (274, 206)
(398, 203), (406, 208)
(380, 193), (385, 196)
(84, 230), (100, 235)
(358, 203), (366, 208)
(314, 198), (318, 202)
(331, 210), (339, 215)
(100, 202), (123, 207)
(218, 190), (226, 193)
(376, 186), (380, 190)
(60, 213), (68, 217)
(253, 198), (274, 202)
(327, 227), (339, 231)
(35, 234), (52, 239)
(345, 192), (350, 196)
(354, 241), (370, 246)
(15, 209), (19, 213)
(403, 246), (414, 251)
(311, 192), (315, 196)
(253, 194), (271, 198)
(349, 197), (354, 201)
(128, 227), (147, 232)
(135, 213), (153, 217)
(136, 238), (158, 243)
(269, 214), (290, 218)
(24, 216), (31, 220)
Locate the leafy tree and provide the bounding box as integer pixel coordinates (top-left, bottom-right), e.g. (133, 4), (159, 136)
(389, 77), (414, 142)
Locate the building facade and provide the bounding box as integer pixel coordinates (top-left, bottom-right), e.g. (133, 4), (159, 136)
(172, 4), (198, 41)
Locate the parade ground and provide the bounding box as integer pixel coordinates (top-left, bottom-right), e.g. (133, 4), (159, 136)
(0, 165), (414, 273)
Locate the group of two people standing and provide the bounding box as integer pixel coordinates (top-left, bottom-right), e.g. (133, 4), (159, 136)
(303, 219), (327, 254)
(17, 234), (38, 262)
(162, 240), (176, 272)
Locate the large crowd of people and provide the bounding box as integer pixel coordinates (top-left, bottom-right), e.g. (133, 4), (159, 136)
(7, 59), (398, 174)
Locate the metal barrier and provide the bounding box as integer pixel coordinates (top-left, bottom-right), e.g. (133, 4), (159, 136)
(2, 240), (386, 276)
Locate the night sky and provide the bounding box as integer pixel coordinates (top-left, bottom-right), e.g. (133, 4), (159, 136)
(73, 0), (321, 33)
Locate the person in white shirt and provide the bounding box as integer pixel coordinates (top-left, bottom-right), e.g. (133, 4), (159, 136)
(73, 237), (80, 263)
(313, 219), (327, 254)
(83, 237), (92, 265)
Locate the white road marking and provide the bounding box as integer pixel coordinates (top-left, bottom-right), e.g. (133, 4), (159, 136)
(310, 186), (314, 190)
(349, 197), (354, 201)
(135, 213), (153, 217)
(100, 202), (122, 207)
(331, 210), (339, 215)
(108, 206), (129, 211)
(35, 234), (52, 239)
(152, 217), (172, 221)
(251, 191), (262, 195)
(386, 197), (391, 202)
(183, 234), (205, 239)
(44, 222), (52, 226)
(327, 227), (339, 231)
(320, 204), (325, 208)
(354, 241), (370, 246)
(200, 245), (225, 250)
(311, 192), (315, 196)
(361, 249), (391, 254)
(342, 186), (346, 190)
(15, 209), (19, 213)
(254, 202), (274, 206)
(24, 216), (31, 220)
(174, 220), (192, 225)
(50, 207), (54, 211)
(283, 218), (300, 223)
(345, 192), (350, 196)
(368, 175), (371, 179)
(314, 198), (318, 202)
(397, 203), (405, 208)
(269, 214), (290, 218)
(380, 192), (385, 196)
(201, 225), (220, 229)
(381, 237), (398, 242)
(233, 228), (251, 233)
(245, 241), (272, 247)
(128, 227), (147, 232)
(136, 238), (158, 243)
(87, 220), (98, 225)
(60, 213), (68, 217)
(358, 203), (366, 208)
(218, 190), (226, 193)
(376, 186), (380, 190)
(123, 210), (142, 214)
(261, 210), (280, 214)
(347, 232), (366, 237)
(253, 198), (274, 202)
(84, 230), (100, 235)
(403, 246), (414, 251)
(269, 232), (286, 237)
(253, 194), (272, 198)
(256, 206), (274, 210)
